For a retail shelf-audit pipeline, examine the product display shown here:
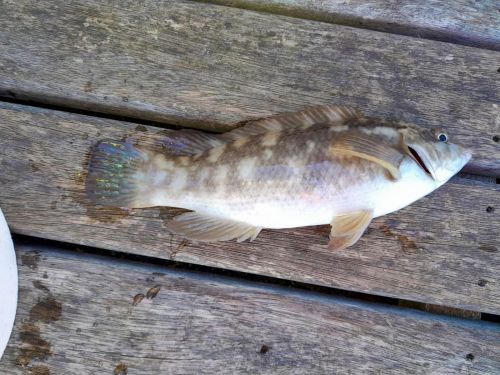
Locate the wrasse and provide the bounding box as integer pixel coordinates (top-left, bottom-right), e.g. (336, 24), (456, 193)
(86, 105), (471, 250)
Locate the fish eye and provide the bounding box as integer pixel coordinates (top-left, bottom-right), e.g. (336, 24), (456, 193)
(437, 132), (448, 142)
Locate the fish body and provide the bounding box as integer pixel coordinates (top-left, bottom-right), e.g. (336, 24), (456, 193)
(146, 126), (432, 227)
(87, 105), (471, 249)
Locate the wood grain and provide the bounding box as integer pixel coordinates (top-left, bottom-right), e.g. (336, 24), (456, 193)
(0, 0), (499, 175)
(0, 243), (499, 374)
(0, 102), (499, 314)
(199, 0), (500, 51)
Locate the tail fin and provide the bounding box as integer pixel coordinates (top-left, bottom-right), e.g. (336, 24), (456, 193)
(86, 140), (151, 207)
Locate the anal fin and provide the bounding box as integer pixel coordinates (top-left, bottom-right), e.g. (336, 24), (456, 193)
(167, 212), (262, 243)
(329, 210), (373, 251)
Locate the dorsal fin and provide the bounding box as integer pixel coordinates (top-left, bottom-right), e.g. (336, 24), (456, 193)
(222, 105), (362, 141)
(126, 129), (226, 156)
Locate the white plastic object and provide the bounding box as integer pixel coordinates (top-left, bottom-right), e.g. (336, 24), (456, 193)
(0, 208), (17, 360)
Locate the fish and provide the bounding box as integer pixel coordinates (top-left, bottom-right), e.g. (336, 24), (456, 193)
(86, 104), (472, 250)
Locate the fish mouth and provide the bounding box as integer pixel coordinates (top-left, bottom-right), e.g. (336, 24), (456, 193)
(408, 146), (432, 177)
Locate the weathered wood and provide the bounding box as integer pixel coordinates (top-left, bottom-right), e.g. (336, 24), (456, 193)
(0, 102), (499, 314)
(199, 0), (500, 51)
(1, 243), (499, 374)
(0, 0), (499, 175)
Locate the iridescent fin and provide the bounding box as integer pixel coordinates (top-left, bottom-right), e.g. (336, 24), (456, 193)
(222, 104), (362, 141)
(167, 212), (262, 242)
(86, 140), (153, 207)
(331, 133), (404, 180)
(328, 210), (373, 251)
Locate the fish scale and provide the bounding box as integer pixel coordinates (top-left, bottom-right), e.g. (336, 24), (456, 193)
(157, 126), (395, 218)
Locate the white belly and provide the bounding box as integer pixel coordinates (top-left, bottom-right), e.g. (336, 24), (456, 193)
(209, 158), (438, 228)
(156, 158), (438, 229)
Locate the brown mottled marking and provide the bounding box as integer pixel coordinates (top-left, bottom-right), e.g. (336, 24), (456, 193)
(261, 132), (279, 147)
(192, 152), (204, 161)
(178, 156), (191, 166)
(207, 145), (226, 163)
(232, 137), (249, 148)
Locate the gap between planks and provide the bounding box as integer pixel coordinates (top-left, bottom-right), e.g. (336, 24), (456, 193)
(0, 0), (498, 176)
(0, 95), (497, 182)
(14, 234), (490, 322)
(1, 242), (499, 374)
(0, 101), (499, 315)
(192, 0), (500, 51)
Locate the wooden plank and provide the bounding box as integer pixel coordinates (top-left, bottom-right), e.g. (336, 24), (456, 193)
(199, 0), (500, 51)
(1, 243), (499, 374)
(0, 0), (499, 176)
(0, 102), (499, 314)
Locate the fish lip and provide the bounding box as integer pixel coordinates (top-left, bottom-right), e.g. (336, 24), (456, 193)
(463, 148), (473, 163)
(434, 146), (473, 182)
(456, 147), (473, 174)
(407, 145), (434, 179)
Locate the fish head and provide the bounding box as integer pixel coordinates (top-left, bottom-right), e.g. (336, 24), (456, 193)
(401, 127), (472, 185)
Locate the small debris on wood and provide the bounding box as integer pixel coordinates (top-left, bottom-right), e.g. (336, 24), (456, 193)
(477, 279), (488, 287)
(83, 81), (93, 92)
(146, 285), (161, 299)
(132, 293), (145, 306)
(31, 365), (51, 375)
(114, 363), (128, 375)
(466, 353), (475, 362)
(479, 244), (498, 253)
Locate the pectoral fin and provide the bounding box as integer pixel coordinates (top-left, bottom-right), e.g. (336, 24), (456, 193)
(329, 210), (373, 251)
(331, 133), (404, 180)
(167, 212), (262, 242)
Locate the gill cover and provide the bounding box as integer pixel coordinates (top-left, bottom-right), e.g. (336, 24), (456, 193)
(401, 127), (471, 183)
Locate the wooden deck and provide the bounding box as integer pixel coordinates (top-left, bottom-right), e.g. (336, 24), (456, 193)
(0, 0), (499, 374)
